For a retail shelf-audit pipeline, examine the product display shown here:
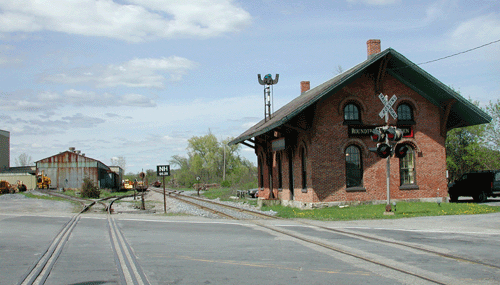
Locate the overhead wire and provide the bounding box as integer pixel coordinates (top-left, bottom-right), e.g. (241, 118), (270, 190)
(388, 38), (500, 70)
(416, 38), (500, 66)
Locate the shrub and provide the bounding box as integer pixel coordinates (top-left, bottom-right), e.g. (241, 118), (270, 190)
(221, 180), (231, 187)
(81, 177), (100, 199)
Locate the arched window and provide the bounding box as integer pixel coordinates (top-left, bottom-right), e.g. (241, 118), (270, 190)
(301, 147), (307, 190)
(276, 152), (283, 189)
(344, 103), (361, 124)
(258, 155), (263, 188)
(400, 145), (416, 185)
(345, 145), (363, 188)
(397, 103), (414, 124)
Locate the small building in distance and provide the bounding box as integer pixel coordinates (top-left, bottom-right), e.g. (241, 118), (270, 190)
(0, 130), (9, 171)
(0, 166), (37, 190)
(36, 148), (120, 190)
(229, 39), (491, 208)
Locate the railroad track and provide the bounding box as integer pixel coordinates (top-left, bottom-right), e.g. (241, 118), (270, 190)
(160, 189), (275, 220)
(156, 188), (499, 284)
(106, 199), (150, 285)
(18, 190), (149, 285)
(28, 189), (498, 285)
(17, 191), (91, 285)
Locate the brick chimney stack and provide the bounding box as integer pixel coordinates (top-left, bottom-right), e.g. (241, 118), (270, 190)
(301, 81), (310, 94)
(367, 39), (381, 59)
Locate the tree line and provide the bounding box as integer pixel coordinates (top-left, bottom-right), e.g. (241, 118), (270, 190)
(446, 99), (500, 182)
(168, 133), (257, 189)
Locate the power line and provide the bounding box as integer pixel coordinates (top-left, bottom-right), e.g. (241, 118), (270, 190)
(417, 38), (500, 66)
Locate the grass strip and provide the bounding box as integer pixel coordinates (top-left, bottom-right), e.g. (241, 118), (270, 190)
(261, 202), (500, 221)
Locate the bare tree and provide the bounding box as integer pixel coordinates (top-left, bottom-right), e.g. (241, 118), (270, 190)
(110, 156), (126, 172)
(335, 65), (344, 74)
(15, 153), (32, 166)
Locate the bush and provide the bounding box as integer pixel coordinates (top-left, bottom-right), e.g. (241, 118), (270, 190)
(221, 180), (231, 187)
(81, 177), (100, 199)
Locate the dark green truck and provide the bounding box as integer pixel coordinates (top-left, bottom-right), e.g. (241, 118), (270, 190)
(448, 170), (500, 202)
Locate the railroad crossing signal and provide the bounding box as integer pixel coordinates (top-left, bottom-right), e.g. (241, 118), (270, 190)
(370, 127), (407, 158)
(394, 144), (409, 158)
(378, 93), (398, 121)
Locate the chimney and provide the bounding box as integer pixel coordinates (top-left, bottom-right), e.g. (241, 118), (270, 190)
(367, 39), (381, 59)
(300, 81), (310, 94)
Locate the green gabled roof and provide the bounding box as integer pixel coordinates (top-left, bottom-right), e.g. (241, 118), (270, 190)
(229, 48), (491, 146)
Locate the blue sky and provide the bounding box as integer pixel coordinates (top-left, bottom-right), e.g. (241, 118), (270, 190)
(0, 0), (499, 173)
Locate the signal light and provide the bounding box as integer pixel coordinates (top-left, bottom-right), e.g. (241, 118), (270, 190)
(376, 143), (392, 158)
(394, 144), (408, 158)
(386, 128), (403, 142)
(371, 128), (385, 142)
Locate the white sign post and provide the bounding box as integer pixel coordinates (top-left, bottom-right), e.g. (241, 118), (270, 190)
(378, 94), (397, 213)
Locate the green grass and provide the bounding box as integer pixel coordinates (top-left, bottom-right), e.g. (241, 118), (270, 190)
(21, 191), (70, 202)
(261, 202), (500, 221)
(201, 187), (258, 207)
(61, 189), (136, 199)
(202, 187), (235, 200)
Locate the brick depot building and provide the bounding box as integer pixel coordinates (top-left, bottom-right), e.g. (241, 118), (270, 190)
(229, 40), (491, 208)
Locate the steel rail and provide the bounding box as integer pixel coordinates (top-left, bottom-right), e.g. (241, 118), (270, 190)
(156, 188), (498, 284)
(300, 223), (500, 271)
(106, 200), (150, 285)
(165, 191), (237, 219)
(166, 189), (500, 271)
(17, 209), (84, 285)
(156, 189), (448, 284)
(21, 190), (147, 285)
(252, 221), (449, 285)
(170, 190), (276, 219)
(150, 188), (273, 219)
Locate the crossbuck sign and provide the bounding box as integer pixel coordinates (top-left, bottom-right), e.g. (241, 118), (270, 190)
(378, 93), (398, 122)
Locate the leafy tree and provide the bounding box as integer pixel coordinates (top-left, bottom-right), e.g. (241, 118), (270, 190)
(446, 99), (500, 182)
(170, 133), (257, 188)
(483, 99), (500, 150)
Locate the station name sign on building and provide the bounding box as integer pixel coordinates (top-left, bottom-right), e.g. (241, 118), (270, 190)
(156, 165), (170, 176)
(272, 138), (286, 152)
(348, 126), (413, 138)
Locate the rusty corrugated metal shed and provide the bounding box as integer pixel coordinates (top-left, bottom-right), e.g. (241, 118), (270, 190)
(36, 150), (115, 189)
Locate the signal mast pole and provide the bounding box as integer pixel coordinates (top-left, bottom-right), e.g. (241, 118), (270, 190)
(258, 74), (279, 121)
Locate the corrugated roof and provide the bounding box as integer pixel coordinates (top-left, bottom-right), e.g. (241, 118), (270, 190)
(229, 48), (491, 146)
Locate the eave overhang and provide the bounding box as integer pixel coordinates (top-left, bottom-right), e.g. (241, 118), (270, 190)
(229, 48), (491, 146)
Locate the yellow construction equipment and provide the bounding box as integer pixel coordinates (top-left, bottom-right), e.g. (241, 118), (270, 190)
(0, 180), (11, 194)
(121, 179), (134, 190)
(37, 171), (51, 189)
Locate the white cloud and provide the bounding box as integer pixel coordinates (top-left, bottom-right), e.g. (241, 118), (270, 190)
(450, 13), (500, 48)
(0, 0), (252, 42)
(42, 56), (197, 88)
(346, 0), (400, 5)
(0, 88), (156, 113)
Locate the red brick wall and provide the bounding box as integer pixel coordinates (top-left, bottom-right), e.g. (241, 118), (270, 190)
(258, 72), (448, 204)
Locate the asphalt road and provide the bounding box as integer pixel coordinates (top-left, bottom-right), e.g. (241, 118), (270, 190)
(1, 195), (500, 285)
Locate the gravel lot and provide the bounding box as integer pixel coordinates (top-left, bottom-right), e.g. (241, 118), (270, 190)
(110, 189), (275, 218)
(0, 191), (76, 215)
(0, 189), (273, 218)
